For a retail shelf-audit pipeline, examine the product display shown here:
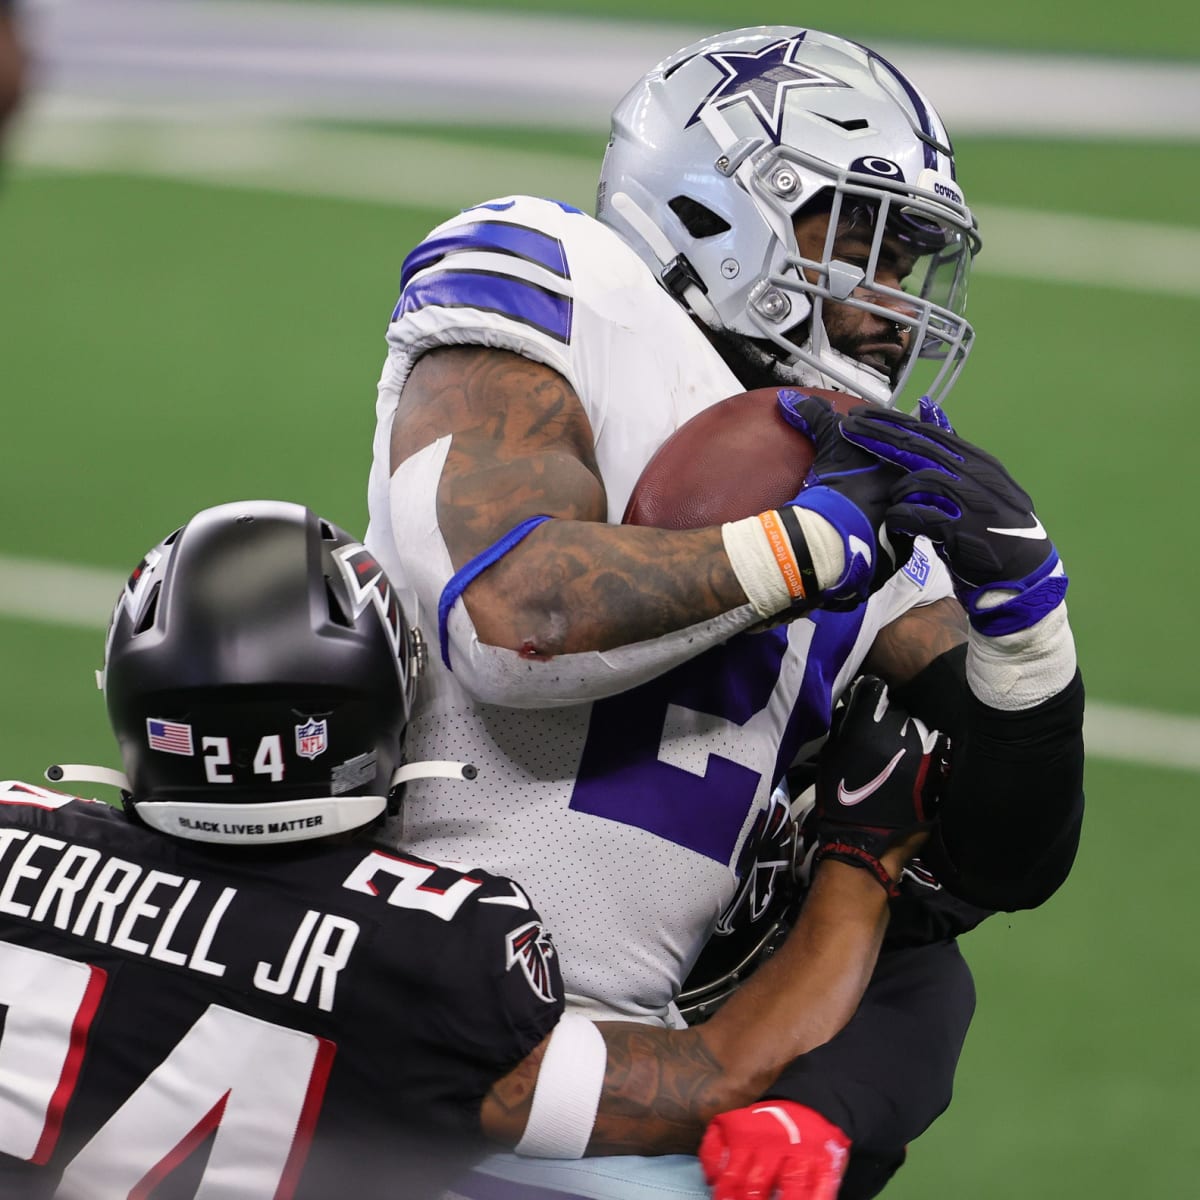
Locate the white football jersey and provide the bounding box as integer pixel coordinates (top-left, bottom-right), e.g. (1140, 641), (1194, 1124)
(366, 196), (951, 1022)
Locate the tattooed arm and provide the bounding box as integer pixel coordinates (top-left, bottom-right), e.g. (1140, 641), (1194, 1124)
(863, 596), (968, 691)
(480, 852), (911, 1154)
(391, 345), (751, 657)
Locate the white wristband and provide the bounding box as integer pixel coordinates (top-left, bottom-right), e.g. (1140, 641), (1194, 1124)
(514, 1013), (607, 1159)
(722, 513), (795, 616)
(967, 601), (1077, 710)
(721, 506), (846, 617)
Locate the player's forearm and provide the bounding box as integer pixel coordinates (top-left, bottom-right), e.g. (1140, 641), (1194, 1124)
(585, 863), (891, 1155)
(481, 864), (893, 1157)
(461, 518), (749, 654)
(694, 861), (892, 1103)
(926, 668), (1084, 909)
(396, 346), (756, 655)
(893, 635), (1085, 910)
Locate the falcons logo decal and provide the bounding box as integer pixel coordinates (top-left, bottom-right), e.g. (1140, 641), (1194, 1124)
(506, 920), (558, 1004)
(332, 543), (405, 660)
(101, 545), (166, 676)
(715, 790), (797, 936)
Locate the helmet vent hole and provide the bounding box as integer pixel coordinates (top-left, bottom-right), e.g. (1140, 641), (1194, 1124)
(134, 583), (161, 634)
(319, 520), (337, 541)
(661, 54), (696, 81)
(162, 528), (182, 546)
(324, 577), (352, 628)
(668, 195), (731, 238)
(816, 114), (869, 132)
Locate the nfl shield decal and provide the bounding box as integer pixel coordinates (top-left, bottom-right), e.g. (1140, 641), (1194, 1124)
(295, 718), (328, 760)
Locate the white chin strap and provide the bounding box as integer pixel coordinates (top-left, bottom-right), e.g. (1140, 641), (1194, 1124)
(45, 763), (131, 792)
(391, 760), (478, 786)
(610, 190), (722, 327)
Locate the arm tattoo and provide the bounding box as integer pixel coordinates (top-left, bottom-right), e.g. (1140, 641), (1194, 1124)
(479, 1025), (747, 1156)
(391, 345), (748, 653)
(585, 1025), (730, 1156)
(864, 596), (968, 685)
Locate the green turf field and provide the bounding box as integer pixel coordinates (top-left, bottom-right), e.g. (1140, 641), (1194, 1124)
(1, 3), (1197, 1195)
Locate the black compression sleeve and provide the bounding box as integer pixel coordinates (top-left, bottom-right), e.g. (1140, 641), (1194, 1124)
(891, 642), (969, 741)
(764, 940), (975, 1160)
(894, 649), (1085, 911)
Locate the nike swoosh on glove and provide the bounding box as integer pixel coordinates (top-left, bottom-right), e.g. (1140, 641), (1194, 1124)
(813, 675), (949, 897)
(837, 406), (1067, 634)
(700, 1101), (850, 1200)
(776, 389), (914, 606)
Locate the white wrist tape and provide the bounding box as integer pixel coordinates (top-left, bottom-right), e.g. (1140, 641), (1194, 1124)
(967, 601), (1077, 710)
(721, 506), (845, 617)
(515, 1013), (607, 1159)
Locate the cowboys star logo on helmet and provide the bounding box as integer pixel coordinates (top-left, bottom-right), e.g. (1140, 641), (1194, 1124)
(506, 920), (558, 1004)
(687, 34), (850, 140)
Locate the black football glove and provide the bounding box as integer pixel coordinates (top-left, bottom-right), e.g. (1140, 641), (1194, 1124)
(813, 675), (950, 897)
(775, 389), (914, 607)
(838, 406), (1067, 635)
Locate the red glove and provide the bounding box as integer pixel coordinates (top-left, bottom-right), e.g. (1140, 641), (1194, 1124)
(699, 1101), (851, 1199)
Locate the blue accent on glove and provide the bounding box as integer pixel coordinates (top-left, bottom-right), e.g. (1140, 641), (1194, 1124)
(790, 485), (876, 608)
(917, 394), (956, 433)
(958, 554), (1069, 637)
(838, 408), (1066, 634)
(775, 389), (913, 598)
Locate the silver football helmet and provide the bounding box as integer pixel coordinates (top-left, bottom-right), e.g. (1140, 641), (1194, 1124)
(597, 27), (981, 408)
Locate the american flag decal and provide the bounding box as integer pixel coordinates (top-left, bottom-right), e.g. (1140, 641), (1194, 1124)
(505, 921), (558, 1004)
(146, 718), (194, 756)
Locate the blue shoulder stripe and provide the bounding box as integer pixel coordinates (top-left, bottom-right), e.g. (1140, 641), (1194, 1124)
(400, 221), (569, 290)
(392, 269), (573, 343)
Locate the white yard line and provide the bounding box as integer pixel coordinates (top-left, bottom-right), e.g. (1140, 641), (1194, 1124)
(0, 552), (1195, 773)
(21, 0), (1200, 137)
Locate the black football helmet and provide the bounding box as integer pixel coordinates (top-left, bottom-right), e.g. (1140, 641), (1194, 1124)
(676, 785), (802, 1023)
(96, 500), (428, 845)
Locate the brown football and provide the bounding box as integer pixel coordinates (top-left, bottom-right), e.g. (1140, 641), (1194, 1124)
(622, 387), (869, 530)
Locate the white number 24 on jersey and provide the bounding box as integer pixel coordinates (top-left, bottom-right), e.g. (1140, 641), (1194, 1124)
(0, 940), (333, 1196)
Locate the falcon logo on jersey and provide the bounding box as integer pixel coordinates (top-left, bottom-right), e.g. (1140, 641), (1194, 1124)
(716, 790), (797, 936)
(687, 35), (850, 141)
(332, 544), (405, 663)
(295, 718), (328, 760)
(506, 920), (558, 1004)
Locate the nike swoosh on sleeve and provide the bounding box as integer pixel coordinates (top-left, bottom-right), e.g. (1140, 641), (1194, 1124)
(836, 748), (906, 806)
(985, 515), (1047, 539)
(478, 881), (531, 909)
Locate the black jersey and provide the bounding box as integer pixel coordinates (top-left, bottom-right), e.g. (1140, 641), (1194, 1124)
(0, 782), (563, 1199)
